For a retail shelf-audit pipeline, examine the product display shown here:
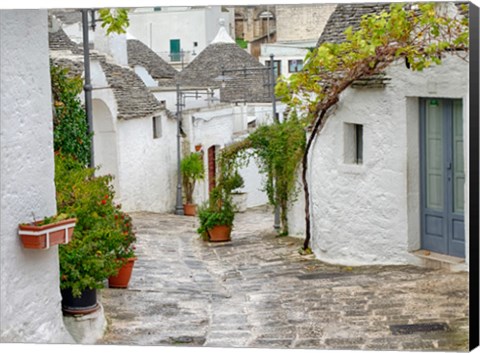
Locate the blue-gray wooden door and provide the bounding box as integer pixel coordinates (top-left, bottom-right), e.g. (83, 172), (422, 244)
(420, 98), (465, 258)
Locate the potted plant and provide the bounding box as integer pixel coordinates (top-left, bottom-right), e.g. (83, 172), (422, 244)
(228, 172), (248, 213)
(55, 154), (126, 314)
(197, 194), (235, 242)
(181, 152), (205, 216)
(108, 211), (137, 288)
(18, 213), (77, 249)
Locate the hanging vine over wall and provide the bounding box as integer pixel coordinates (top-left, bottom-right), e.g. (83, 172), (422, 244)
(217, 114), (306, 235)
(275, 2), (469, 250)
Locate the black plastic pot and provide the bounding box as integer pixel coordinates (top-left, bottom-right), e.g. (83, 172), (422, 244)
(61, 287), (99, 315)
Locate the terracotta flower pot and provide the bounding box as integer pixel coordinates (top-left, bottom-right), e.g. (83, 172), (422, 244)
(195, 144), (202, 152)
(18, 218), (76, 250)
(108, 257), (137, 288)
(183, 203), (197, 216)
(208, 225), (232, 242)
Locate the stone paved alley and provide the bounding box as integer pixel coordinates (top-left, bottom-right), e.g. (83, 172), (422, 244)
(100, 207), (469, 351)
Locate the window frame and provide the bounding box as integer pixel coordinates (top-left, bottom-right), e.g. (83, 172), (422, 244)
(288, 59), (303, 73)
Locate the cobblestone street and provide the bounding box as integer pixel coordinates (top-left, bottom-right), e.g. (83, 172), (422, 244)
(100, 207), (469, 351)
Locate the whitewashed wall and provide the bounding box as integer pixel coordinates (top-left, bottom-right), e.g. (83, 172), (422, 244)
(115, 113), (178, 213)
(0, 10), (73, 343)
(289, 56), (469, 266)
(94, 26), (128, 66)
(90, 59), (122, 198)
(90, 59), (177, 213)
(260, 43), (311, 79)
(128, 6), (233, 62)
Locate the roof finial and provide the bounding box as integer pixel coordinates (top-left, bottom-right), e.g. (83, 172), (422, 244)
(211, 18), (235, 44)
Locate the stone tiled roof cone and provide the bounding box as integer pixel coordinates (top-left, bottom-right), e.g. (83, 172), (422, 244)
(127, 37), (178, 81)
(317, 2), (469, 46)
(317, 2), (390, 46)
(48, 21), (164, 120)
(177, 19), (271, 103)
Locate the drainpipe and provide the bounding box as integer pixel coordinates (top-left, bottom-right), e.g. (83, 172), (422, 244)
(82, 9), (94, 168)
(270, 53), (281, 231)
(175, 84), (185, 215)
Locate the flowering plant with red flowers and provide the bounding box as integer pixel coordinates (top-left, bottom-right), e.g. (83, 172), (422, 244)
(113, 209), (137, 260)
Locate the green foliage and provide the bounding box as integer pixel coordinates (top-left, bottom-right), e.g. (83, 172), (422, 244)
(196, 152), (245, 238)
(197, 198), (235, 240)
(35, 213), (70, 226)
(51, 63), (92, 166)
(55, 154), (136, 297)
(98, 8), (130, 35)
(236, 38), (249, 49)
(274, 2), (469, 250)
(247, 115), (306, 234)
(277, 3), (469, 121)
(210, 114), (305, 235)
(181, 152), (205, 204)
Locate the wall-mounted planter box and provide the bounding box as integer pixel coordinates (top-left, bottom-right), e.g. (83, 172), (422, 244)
(18, 218), (77, 250)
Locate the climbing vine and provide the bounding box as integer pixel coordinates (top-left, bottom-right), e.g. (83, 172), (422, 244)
(217, 114), (306, 235)
(51, 63), (92, 166)
(214, 3), (468, 249)
(275, 2), (469, 250)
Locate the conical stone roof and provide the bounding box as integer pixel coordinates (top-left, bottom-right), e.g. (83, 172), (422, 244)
(177, 41), (271, 103)
(127, 39), (178, 81)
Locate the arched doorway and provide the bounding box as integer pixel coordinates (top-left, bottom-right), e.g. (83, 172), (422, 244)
(92, 99), (120, 196)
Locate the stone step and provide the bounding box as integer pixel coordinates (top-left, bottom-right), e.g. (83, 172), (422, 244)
(412, 250), (467, 272)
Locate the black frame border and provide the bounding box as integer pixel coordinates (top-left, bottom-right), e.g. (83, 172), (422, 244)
(469, 1), (480, 351)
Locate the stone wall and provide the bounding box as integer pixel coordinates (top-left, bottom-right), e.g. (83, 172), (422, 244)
(276, 4), (336, 42)
(0, 9), (73, 343)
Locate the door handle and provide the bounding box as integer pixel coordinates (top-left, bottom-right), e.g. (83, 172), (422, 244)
(447, 162), (452, 170)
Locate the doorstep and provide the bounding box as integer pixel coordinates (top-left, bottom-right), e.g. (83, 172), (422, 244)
(412, 250), (467, 272)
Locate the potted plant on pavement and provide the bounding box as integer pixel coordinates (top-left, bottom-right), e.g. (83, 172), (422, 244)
(108, 210), (137, 288)
(181, 152), (205, 216)
(197, 188), (235, 242)
(55, 153), (126, 314)
(229, 172), (248, 213)
(197, 170), (243, 242)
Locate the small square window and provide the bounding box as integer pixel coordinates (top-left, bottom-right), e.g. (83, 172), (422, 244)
(153, 116), (162, 139)
(344, 123), (363, 164)
(288, 59), (303, 73)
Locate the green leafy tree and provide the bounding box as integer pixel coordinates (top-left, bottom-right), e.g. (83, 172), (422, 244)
(275, 2), (469, 250)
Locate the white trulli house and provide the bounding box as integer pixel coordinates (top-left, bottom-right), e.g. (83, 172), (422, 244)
(48, 15), (178, 214)
(127, 23), (286, 209)
(288, 3), (470, 270)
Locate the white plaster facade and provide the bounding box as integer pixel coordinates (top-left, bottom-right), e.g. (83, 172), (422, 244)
(0, 10), (73, 343)
(128, 6), (234, 67)
(176, 102), (285, 209)
(88, 59), (177, 214)
(260, 41), (314, 79)
(114, 113), (178, 213)
(288, 56), (469, 267)
(94, 26), (128, 66)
